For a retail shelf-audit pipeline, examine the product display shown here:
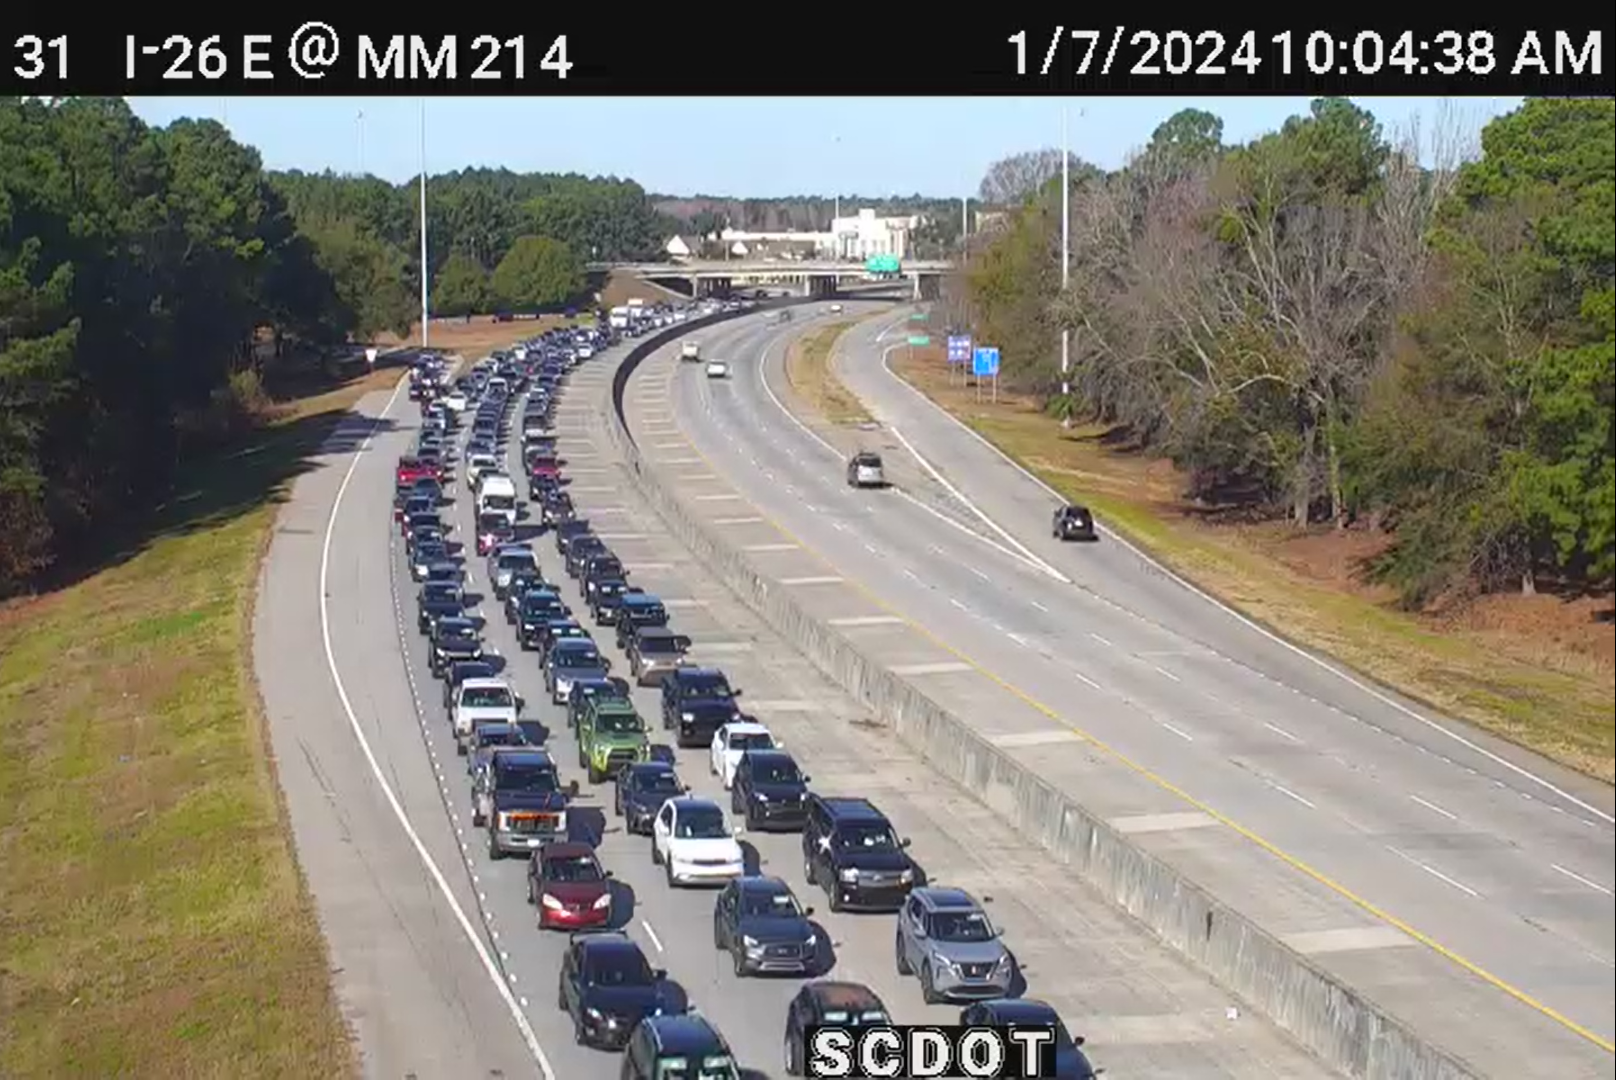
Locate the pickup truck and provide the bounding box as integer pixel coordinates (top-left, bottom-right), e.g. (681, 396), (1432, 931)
(473, 747), (579, 859)
(452, 677), (521, 755)
(577, 697), (652, 783)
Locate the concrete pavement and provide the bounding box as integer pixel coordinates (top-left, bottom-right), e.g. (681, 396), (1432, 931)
(256, 333), (1331, 1078)
(614, 306), (1615, 1077)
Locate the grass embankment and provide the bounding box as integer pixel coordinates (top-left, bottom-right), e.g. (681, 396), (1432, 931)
(784, 321), (869, 425)
(0, 365), (405, 1076)
(887, 344), (1614, 782)
(375, 312), (580, 356)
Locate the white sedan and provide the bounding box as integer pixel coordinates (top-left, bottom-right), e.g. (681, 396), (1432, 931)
(650, 797), (745, 886)
(441, 390), (469, 413)
(705, 360), (730, 379)
(709, 721), (779, 789)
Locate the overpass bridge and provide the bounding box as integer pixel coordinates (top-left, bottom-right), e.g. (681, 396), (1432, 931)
(589, 259), (954, 300)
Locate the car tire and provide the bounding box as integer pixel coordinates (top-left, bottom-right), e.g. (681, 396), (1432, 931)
(803, 855), (816, 887)
(526, 874), (536, 904)
(895, 931), (912, 975)
(651, 840), (661, 866)
(487, 833), (503, 861)
(556, 980), (566, 1011)
(784, 1033), (801, 1076)
(921, 963), (940, 1004)
(712, 916), (724, 950)
(664, 859), (675, 889)
(733, 948), (747, 978)
(456, 742), (467, 757)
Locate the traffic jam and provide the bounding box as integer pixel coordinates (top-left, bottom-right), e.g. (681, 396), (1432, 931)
(390, 319), (1100, 1079)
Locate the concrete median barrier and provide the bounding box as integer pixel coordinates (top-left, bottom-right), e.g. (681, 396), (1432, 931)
(605, 312), (1476, 1080)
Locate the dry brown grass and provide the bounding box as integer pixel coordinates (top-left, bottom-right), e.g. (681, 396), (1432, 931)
(887, 345), (1615, 782)
(784, 321), (870, 425)
(373, 313), (582, 357)
(0, 372), (380, 1076)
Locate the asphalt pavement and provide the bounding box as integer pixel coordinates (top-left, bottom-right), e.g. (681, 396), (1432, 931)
(622, 306), (1616, 1077)
(258, 332), (1333, 1078)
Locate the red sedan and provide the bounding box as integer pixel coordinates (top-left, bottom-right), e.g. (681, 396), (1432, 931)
(527, 842), (613, 929)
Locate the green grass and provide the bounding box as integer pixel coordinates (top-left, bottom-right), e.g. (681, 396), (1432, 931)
(887, 351), (1614, 783)
(784, 321), (869, 425)
(0, 380), (377, 1076)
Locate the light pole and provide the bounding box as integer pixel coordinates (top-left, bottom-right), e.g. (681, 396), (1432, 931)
(418, 99), (429, 349)
(1059, 106), (1071, 427)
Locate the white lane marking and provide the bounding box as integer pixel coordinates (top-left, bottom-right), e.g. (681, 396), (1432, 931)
(1089, 632), (1112, 647)
(949, 598), (969, 612)
(828, 615), (904, 627)
(929, 544), (945, 555)
(891, 662), (974, 676)
(641, 920), (665, 952)
(713, 516), (765, 525)
(781, 576), (844, 586)
(1269, 782), (1316, 809)
(1030, 600), (1049, 613)
(1387, 846), (1482, 898)
(831, 521), (848, 531)
(1160, 722), (1194, 742)
(1264, 722), (1300, 742)
(1410, 794), (1459, 821)
(876, 344), (1613, 825)
(319, 375), (558, 1078)
(1007, 632), (1031, 647)
(864, 543), (880, 556)
(886, 417), (1067, 583)
(1151, 664), (1181, 682)
(969, 566), (991, 582)
(695, 493), (742, 502)
(743, 543), (800, 552)
(1551, 864), (1613, 896)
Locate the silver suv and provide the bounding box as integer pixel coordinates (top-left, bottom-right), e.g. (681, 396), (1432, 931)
(846, 451), (884, 488)
(893, 887), (1015, 1002)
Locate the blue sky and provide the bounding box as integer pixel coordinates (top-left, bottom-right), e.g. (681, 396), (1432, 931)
(126, 97), (1522, 198)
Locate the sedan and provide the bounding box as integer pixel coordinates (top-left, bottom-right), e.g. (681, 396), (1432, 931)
(709, 720), (778, 790)
(526, 842), (614, 929)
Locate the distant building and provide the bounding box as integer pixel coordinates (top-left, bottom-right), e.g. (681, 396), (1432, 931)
(664, 235), (695, 259)
(828, 208), (917, 261)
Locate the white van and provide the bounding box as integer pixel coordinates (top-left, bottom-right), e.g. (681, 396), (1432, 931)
(476, 475), (518, 526)
(681, 341), (701, 361)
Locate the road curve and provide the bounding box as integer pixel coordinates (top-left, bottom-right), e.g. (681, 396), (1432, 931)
(631, 304), (1615, 1076)
(257, 330), (1332, 1078)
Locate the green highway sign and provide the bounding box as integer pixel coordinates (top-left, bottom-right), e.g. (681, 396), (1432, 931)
(907, 335), (931, 346)
(909, 313), (927, 321)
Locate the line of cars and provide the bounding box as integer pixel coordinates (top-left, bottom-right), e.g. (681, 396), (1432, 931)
(389, 331), (1100, 1078)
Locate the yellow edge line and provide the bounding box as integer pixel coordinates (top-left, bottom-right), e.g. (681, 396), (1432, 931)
(637, 327), (1615, 1056)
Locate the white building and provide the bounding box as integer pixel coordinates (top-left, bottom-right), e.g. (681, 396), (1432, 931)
(664, 235), (695, 259)
(827, 208), (918, 261)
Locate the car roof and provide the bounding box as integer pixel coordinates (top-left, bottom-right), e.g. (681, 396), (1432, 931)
(636, 625), (681, 639)
(460, 677), (509, 690)
(669, 796), (721, 813)
(743, 748), (794, 765)
(736, 875), (791, 894)
(491, 748), (553, 766)
(645, 1013), (725, 1052)
(673, 666), (726, 680)
(805, 981), (886, 1010)
(622, 593), (661, 605)
(723, 721), (769, 735)
(577, 932), (643, 957)
(588, 697), (638, 712)
(627, 760), (676, 775)
(915, 886), (979, 910)
(818, 796), (889, 823)
(540, 841), (594, 860)
(437, 616), (476, 629)
(977, 998), (1060, 1023)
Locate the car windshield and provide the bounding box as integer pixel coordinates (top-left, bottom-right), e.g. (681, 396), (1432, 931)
(818, 1008), (889, 1026)
(656, 1054), (738, 1080)
(741, 889), (800, 918)
(929, 909), (995, 942)
(591, 560), (623, 577)
(675, 808), (729, 839)
(556, 647), (602, 668)
(479, 515), (506, 531)
(635, 771), (682, 794)
(462, 686), (513, 708)
(639, 636), (682, 655)
(754, 760), (800, 784)
(521, 594), (558, 613)
(545, 854), (604, 883)
(478, 728), (520, 747)
(440, 624), (477, 642)
(496, 763), (557, 793)
(499, 553), (535, 571)
(590, 709), (640, 734)
(728, 732), (772, 752)
(424, 584), (460, 602)
(416, 542), (446, 559)
(834, 823), (900, 852)
(680, 676), (731, 700)
(516, 720), (546, 744)
(597, 582), (625, 596)
(585, 951), (654, 987)
(483, 495), (516, 511)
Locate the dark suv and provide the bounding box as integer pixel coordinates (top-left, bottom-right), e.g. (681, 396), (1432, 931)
(800, 796), (916, 912)
(782, 981), (890, 1076)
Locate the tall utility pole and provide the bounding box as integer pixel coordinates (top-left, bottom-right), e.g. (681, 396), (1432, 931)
(356, 109), (365, 175)
(1059, 105), (1072, 427)
(418, 100), (429, 350)
(961, 196), (968, 249)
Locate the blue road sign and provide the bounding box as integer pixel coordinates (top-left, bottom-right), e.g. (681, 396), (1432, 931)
(972, 346), (1000, 378)
(946, 335), (972, 363)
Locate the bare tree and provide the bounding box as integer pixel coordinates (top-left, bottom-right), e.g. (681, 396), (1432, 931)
(978, 149), (1084, 207)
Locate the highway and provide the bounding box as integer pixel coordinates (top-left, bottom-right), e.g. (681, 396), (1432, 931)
(622, 305), (1616, 1076)
(256, 333), (1331, 1078)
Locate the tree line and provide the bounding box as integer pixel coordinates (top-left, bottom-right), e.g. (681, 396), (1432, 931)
(0, 98), (670, 593)
(952, 98), (1614, 607)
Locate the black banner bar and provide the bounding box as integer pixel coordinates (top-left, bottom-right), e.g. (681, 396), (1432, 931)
(6, 15), (1611, 95)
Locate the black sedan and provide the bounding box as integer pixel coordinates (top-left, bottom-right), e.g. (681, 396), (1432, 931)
(1052, 504), (1097, 541)
(614, 760), (687, 835)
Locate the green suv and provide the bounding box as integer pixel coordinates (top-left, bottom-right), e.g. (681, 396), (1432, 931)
(577, 697), (651, 783)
